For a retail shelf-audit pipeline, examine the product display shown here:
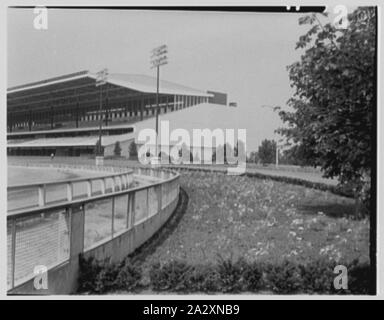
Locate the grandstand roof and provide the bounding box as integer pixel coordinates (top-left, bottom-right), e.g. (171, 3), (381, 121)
(8, 70), (212, 97)
(89, 73), (211, 97)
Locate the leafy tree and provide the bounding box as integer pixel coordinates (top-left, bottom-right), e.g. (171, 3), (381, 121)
(113, 141), (122, 157)
(277, 8), (375, 208)
(247, 151), (260, 164)
(128, 141), (138, 159)
(158, 151), (171, 164)
(279, 144), (313, 166)
(178, 143), (193, 163)
(258, 139), (277, 165)
(214, 143), (235, 164)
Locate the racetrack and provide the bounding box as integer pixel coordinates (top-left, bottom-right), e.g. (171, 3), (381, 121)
(8, 165), (105, 186)
(7, 165), (111, 212)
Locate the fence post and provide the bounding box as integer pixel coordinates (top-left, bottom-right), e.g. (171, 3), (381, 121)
(121, 175), (126, 190)
(129, 192), (136, 228)
(86, 180), (92, 197)
(126, 193), (131, 229)
(57, 209), (70, 262)
(67, 182), (73, 202)
(69, 204), (85, 287)
(38, 185), (46, 206)
(158, 184), (162, 213)
(10, 219), (16, 289)
(111, 197), (115, 238)
(100, 178), (106, 194)
(146, 188), (149, 218)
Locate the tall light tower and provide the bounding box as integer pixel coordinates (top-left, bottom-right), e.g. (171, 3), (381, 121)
(95, 68), (108, 165)
(150, 44), (168, 164)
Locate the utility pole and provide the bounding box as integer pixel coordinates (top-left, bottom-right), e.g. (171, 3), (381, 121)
(150, 44), (168, 164)
(95, 68), (108, 165)
(261, 105), (280, 168)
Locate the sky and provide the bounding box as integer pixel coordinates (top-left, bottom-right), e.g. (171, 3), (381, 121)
(7, 8), (338, 151)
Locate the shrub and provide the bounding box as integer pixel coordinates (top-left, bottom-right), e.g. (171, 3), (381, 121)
(77, 256), (104, 293)
(128, 141), (138, 160)
(187, 264), (219, 293)
(77, 256), (141, 294)
(299, 259), (335, 294)
(114, 259), (142, 292)
(264, 260), (303, 294)
(216, 257), (247, 293)
(113, 141), (122, 157)
(78, 256), (372, 295)
(242, 261), (264, 292)
(149, 261), (193, 292)
(93, 262), (120, 293)
(346, 259), (372, 295)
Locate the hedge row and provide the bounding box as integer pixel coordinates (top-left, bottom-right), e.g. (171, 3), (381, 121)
(166, 165), (355, 198)
(77, 256), (372, 295)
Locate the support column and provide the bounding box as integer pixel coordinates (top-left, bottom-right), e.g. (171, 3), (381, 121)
(75, 96), (79, 128)
(28, 110), (32, 131)
(140, 96), (144, 121)
(105, 86), (109, 126)
(50, 106), (54, 129)
(8, 113), (12, 133)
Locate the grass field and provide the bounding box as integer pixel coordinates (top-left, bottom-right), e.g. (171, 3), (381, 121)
(139, 170), (369, 273)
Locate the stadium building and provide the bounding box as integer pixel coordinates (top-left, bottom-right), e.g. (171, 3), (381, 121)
(7, 70), (236, 158)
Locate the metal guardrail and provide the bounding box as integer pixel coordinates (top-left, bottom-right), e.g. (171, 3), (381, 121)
(7, 165), (180, 291)
(8, 166), (134, 213)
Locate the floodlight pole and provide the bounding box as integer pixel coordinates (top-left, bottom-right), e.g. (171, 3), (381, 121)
(150, 44), (168, 164)
(155, 65), (160, 158)
(97, 84), (103, 156)
(95, 68), (108, 162)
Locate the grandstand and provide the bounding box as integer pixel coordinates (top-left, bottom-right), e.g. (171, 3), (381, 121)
(7, 70), (231, 157)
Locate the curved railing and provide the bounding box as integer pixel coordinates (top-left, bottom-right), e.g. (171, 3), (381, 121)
(7, 165), (180, 294)
(8, 165), (134, 213)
